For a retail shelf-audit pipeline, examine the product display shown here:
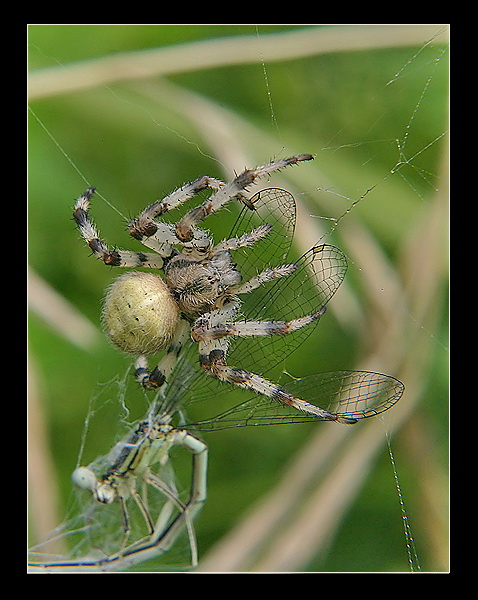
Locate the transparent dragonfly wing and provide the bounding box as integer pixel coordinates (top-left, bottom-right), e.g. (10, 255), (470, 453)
(186, 371), (405, 430)
(228, 243), (347, 375)
(228, 188), (297, 283)
(217, 187), (348, 376)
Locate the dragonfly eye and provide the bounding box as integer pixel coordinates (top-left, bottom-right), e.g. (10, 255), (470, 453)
(71, 466), (98, 492)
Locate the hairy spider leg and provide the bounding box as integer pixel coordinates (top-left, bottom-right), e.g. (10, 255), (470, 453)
(193, 302), (355, 421)
(127, 175), (226, 251)
(135, 319), (190, 388)
(175, 154), (314, 242)
(73, 188), (173, 269)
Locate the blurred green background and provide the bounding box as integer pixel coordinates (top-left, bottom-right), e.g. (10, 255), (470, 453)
(28, 24), (449, 572)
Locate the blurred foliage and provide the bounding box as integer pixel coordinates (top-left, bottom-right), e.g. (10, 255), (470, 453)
(28, 24), (448, 572)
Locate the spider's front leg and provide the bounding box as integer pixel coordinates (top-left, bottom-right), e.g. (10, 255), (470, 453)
(175, 154), (314, 242)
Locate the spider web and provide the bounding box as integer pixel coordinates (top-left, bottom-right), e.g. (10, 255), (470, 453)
(28, 25), (449, 572)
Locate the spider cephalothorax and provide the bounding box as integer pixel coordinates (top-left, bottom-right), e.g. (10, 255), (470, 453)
(164, 245), (242, 315)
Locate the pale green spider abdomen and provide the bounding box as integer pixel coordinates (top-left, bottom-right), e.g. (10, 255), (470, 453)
(103, 272), (180, 355)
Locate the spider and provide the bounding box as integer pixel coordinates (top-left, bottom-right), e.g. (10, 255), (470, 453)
(73, 154), (356, 422)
